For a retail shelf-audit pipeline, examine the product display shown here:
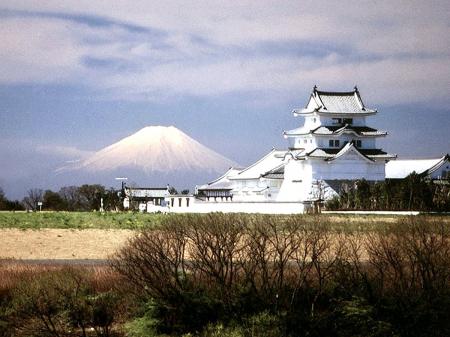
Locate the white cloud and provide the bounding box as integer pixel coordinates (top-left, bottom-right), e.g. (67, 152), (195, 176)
(0, 139), (93, 181)
(0, 17), (88, 83)
(0, 1), (448, 106)
(35, 144), (94, 159)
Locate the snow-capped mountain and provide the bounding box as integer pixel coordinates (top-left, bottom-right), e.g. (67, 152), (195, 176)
(55, 126), (237, 188)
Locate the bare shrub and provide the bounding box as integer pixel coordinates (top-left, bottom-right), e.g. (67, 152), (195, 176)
(366, 216), (450, 297)
(111, 213), (450, 336)
(3, 265), (123, 337)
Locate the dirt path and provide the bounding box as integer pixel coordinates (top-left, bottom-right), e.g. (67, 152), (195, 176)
(0, 229), (135, 260)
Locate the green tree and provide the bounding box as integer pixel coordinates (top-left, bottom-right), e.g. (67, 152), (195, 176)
(58, 185), (83, 211)
(0, 188), (22, 210)
(78, 184), (106, 211)
(103, 187), (121, 211)
(43, 190), (67, 211)
(355, 179), (371, 210)
(401, 173), (433, 211)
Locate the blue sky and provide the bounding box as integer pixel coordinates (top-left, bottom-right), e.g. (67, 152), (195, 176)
(0, 1), (449, 198)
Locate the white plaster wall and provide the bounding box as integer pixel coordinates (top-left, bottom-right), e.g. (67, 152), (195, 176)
(317, 136), (377, 149)
(278, 155), (384, 203)
(318, 116), (366, 126)
(293, 136), (315, 151)
(310, 155), (385, 181)
(302, 115), (320, 129)
(229, 177), (283, 202)
(277, 159), (312, 201)
(167, 199), (305, 214)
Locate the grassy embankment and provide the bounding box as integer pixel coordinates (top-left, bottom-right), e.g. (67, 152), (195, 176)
(0, 210), (449, 230)
(0, 211), (164, 230)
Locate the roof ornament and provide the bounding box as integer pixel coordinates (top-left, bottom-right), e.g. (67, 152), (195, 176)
(354, 85), (358, 92)
(313, 85), (318, 92)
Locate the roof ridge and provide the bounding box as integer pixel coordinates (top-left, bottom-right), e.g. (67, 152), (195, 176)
(316, 90), (356, 95)
(236, 149), (278, 176)
(205, 166), (240, 185)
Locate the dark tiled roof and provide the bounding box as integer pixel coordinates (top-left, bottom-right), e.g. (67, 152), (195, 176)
(284, 125), (386, 137)
(316, 91), (364, 113)
(262, 165), (285, 179)
(124, 187), (169, 198)
(293, 86), (377, 115)
(197, 182), (233, 191)
(306, 147), (390, 158)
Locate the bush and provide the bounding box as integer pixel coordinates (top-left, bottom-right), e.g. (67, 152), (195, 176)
(112, 213), (450, 336)
(7, 267), (122, 337)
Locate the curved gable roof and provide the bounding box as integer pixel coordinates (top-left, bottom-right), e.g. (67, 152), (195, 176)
(230, 149), (287, 180)
(197, 167), (242, 190)
(325, 142), (375, 163)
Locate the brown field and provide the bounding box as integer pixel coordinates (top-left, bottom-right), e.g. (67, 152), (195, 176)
(1, 214), (448, 260)
(0, 229), (134, 260)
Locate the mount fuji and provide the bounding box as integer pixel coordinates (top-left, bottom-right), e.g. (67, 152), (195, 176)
(55, 126), (238, 189)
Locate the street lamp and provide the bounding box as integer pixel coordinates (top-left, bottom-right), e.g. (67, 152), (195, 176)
(115, 177), (128, 211)
(115, 177), (128, 190)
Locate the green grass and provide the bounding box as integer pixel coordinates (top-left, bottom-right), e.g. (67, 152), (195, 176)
(0, 211), (164, 230)
(0, 211), (448, 231)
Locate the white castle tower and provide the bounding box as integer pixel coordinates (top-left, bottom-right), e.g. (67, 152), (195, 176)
(277, 86), (396, 202)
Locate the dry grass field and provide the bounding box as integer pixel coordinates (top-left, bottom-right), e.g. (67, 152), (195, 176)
(0, 212), (448, 260)
(0, 228), (134, 260)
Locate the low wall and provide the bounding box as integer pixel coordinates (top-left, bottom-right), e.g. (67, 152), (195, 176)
(168, 200), (305, 214)
(322, 210), (420, 215)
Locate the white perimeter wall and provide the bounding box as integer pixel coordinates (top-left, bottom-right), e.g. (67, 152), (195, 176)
(166, 196), (305, 214)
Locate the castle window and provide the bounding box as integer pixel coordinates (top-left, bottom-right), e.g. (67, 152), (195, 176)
(304, 139), (307, 144)
(186, 198), (190, 207)
(329, 139), (340, 147)
(343, 118), (353, 124)
(178, 198), (182, 207)
(332, 118), (342, 125)
(356, 140), (362, 147)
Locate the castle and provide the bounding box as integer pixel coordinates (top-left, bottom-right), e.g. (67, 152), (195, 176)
(123, 86), (448, 213)
(171, 86), (397, 213)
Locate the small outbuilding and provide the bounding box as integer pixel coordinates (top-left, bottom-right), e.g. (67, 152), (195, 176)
(122, 186), (170, 212)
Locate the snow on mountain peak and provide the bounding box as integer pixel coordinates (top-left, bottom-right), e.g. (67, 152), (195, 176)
(57, 126), (238, 175)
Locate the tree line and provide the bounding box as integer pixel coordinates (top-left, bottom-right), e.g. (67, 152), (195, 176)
(0, 185), (121, 212)
(326, 173), (450, 212)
